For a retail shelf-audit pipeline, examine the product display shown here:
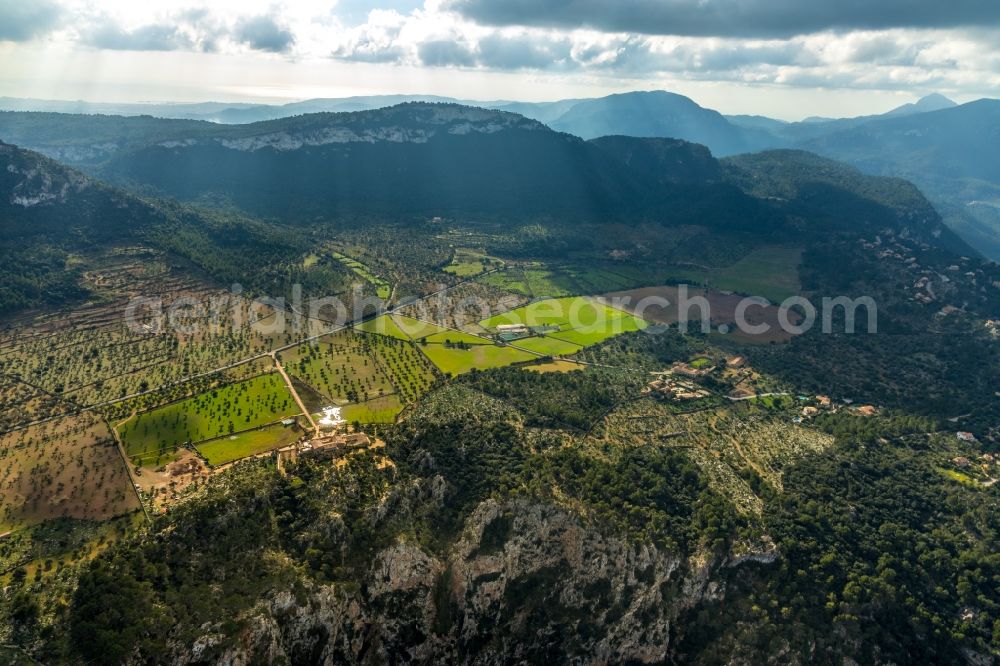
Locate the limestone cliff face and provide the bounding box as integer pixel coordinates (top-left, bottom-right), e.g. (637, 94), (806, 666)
(179, 499), (732, 664)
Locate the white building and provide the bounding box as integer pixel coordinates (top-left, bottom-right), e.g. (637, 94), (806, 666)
(318, 406), (346, 430)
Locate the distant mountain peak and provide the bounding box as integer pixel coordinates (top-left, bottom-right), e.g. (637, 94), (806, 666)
(917, 92), (956, 107)
(884, 93), (957, 118)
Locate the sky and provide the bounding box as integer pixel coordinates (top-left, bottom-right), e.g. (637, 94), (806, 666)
(1, 0), (999, 120)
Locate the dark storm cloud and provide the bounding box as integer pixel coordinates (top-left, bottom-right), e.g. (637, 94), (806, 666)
(418, 40), (477, 67)
(233, 14), (295, 53)
(0, 0), (62, 42)
(444, 0), (1000, 38)
(85, 23), (194, 51)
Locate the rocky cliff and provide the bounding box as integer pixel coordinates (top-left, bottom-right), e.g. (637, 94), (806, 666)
(175, 498), (732, 664)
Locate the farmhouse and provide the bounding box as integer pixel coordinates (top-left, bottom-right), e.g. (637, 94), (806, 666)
(644, 377), (710, 402)
(957, 431), (977, 443)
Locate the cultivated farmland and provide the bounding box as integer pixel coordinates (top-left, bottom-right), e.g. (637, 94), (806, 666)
(0, 413), (139, 531)
(117, 373), (298, 467)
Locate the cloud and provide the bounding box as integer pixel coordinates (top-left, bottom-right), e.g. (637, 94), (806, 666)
(444, 0), (1000, 39)
(331, 9), (410, 62)
(85, 23), (193, 51)
(477, 33), (573, 69)
(233, 14), (295, 53)
(0, 0), (62, 42)
(418, 40), (477, 67)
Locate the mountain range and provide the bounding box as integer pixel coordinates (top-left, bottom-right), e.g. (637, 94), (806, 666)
(4, 90), (999, 260)
(0, 102), (970, 309)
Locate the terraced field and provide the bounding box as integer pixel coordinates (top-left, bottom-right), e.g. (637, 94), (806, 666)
(333, 251), (392, 299)
(592, 400), (833, 515)
(0, 292), (301, 418)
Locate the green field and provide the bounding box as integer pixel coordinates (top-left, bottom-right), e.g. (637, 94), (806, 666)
(653, 246), (802, 303)
(118, 373), (298, 466)
(481, 296), (648, 349)
(419, 342), (536, 376)
(283, 328), (436, 418)
(748, 394), (796, 410)
(390, 315), (451, 341)
(358, 314), (410, 340)
(548, 317), (647, 346)
(482, 296), (611, 328)
(510, 335), (583, 356)
(333, 251), (392, 299)
(195, 423), (301, 466)
(712, 246), (802, 302)
(422, 330), (493, 346)
(341, 394), (406, 424)
(443, 248), (502, 277)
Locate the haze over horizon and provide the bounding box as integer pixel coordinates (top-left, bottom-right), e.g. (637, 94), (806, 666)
(2, 0), (999, 120)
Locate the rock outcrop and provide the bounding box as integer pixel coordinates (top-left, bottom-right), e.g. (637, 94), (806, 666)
(183, 498), (739, 664)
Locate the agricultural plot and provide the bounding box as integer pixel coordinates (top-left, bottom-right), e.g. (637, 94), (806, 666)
(419, 342), (536, 376)
(280, 331), (396, 404)
(100, 356), (275, 422)
(477, 264), (584, 298)
(632, 246), (802, 304)
(481, 296), (649, 349)
(442, 248), (503, 277)
(389, 315), (451, 341)
(358, 314), (411, 341)
(342, 394), (406, 424)
(509, 336), (583, 357)
(524, 360), (587, 374)
(364, 333), (439, 403)
(712, 246), (802, 303)
(281, 329), (437, 423)
(422, 331), (493, 346)
(117, 373), (298, 467)
(0, 413), (139, 531)
(603, 284), (802, 343)
(333, 251), (392, 299)
(195, 422), (301, 466)
(478, 261), (669, 299)
(395, 281), (528, 334)
(0, 378), (70, 432)
(0, 290), (312, 413)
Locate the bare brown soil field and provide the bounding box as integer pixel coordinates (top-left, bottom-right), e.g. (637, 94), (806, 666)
(603, 285), (803, 343)
(0, 413), (140, 531)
